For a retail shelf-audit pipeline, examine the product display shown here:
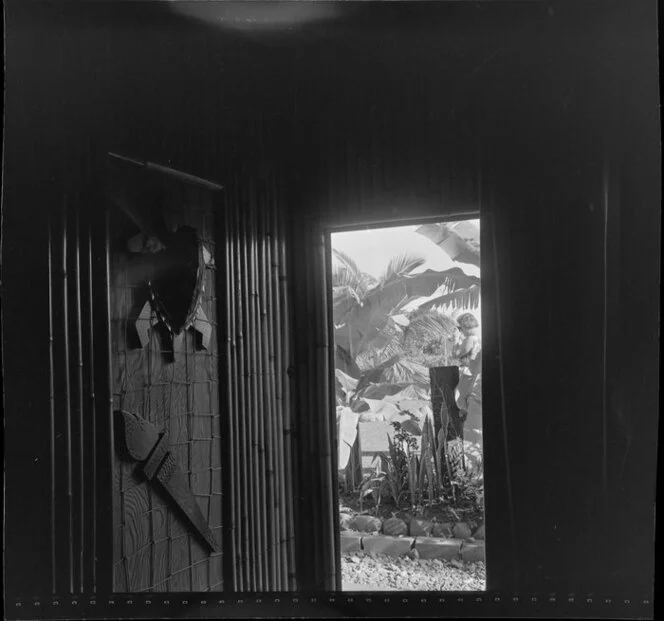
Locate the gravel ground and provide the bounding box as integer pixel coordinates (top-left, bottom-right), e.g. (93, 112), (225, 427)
(342, 551), (486, 592)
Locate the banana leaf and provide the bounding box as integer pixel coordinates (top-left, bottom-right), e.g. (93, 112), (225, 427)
(335, 368), (359, 397)
(362, 398), (410, 423)
(358, 382), (411, 400)
(335, 264), (479, 358)
(415, 222), (480, 267)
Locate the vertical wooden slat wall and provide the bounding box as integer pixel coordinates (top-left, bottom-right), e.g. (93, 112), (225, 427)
(219, 137), (297, 592)
(47, 203), (105, 595)
(47, 156), (301, 594)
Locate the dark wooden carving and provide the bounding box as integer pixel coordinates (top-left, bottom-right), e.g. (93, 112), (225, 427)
(148, 226), (207, 336)
(109, 174), (222, 592)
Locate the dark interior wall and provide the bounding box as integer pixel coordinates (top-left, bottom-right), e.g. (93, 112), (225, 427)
(283, 0), (660, 593)
(473, 3), (659, 593)
(3, 0), (659, 597)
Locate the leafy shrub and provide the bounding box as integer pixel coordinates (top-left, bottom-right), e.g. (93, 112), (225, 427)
(366, 419), (484, 514)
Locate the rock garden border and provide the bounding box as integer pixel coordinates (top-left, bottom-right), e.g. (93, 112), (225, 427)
(340, 514), (485, 564)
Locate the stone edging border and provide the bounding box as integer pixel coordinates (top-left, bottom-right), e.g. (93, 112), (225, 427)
(340, 532), (485, 563)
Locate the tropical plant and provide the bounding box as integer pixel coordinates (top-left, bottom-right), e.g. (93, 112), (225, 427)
(332, 247), (479, 380)
(370, 420), (438, 509)
(358, 471), (384, 514)
(410, 222), (481, 311)
(371, 428), (411, 508)
(336, 368), (430, 426)
(332, 225), (483, 504)
(402, 309), (459, 368)
(367, 417), (484, 512)
(332, 244), (479, 451)
(415, 222), (480, 267)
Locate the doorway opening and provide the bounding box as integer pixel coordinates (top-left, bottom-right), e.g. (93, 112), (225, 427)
(330, 218), (485, 591)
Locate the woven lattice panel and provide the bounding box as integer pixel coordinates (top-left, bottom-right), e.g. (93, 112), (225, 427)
(110, 183), (222, 592)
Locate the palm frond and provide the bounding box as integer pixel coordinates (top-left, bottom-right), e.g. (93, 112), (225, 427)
(354, 354), (404, 395)
(331, 250), (376, 317)
(333, 285), (363, 325)
(414, 284), (481, 312)
(334, 324), (364, 356)
(403, 311), (457, 344)
(332, 248), (363, 281)
(401, 310), (457, 366)
(380, 252), (426, 284)
(353, 322), (405, 367)
(346, 267), (479, 358)
(382, 358), (430, 385)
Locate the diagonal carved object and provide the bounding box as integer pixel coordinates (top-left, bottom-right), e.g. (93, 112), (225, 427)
(115, 410), (220, 553)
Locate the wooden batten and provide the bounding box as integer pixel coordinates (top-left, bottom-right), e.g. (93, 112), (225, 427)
(47, 202), (108, 594)
(249, 184), (266, 591)
(47, 218), (57, 594)
(237, 179), (253, 590)
(221, 188), (239, 591)
(61, 204), (75, 594)
(270, 174), (293, 589)
(228, 172), (243, 591)
(74, 210), (85, 594)
(214, 157), (298, 591)
(258, 184), (279, 588)
(86, 222), (98, 593)
(304, 216), (323, 587)
(279, 195), (297, 592)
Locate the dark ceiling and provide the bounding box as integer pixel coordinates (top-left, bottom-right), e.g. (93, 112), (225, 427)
(5, 0), (656, 203)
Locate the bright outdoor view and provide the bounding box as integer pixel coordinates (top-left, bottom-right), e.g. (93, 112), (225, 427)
(332, 220), (485, 591)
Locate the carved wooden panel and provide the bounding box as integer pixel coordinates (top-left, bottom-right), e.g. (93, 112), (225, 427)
(109, 174), (222, 592)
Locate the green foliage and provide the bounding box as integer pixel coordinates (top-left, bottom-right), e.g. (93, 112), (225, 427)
(358, 472), (384, 514)
(376, 432), (410, 508)
(415, 222), (480, 267)
(367, 419), (484, 513)
(447, 470), (485, 513)
(337, 406), (360, 470)
(402, 310), (458, 368)
(331, 246), (479, 369)
(333, 228), (484, 512)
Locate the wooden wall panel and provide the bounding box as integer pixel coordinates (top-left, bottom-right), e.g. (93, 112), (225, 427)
(109, 177), (223, 592)
(219, 155), (297, 592)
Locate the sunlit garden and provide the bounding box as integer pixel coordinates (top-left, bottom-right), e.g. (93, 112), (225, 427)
(332, 221), (485, 589)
